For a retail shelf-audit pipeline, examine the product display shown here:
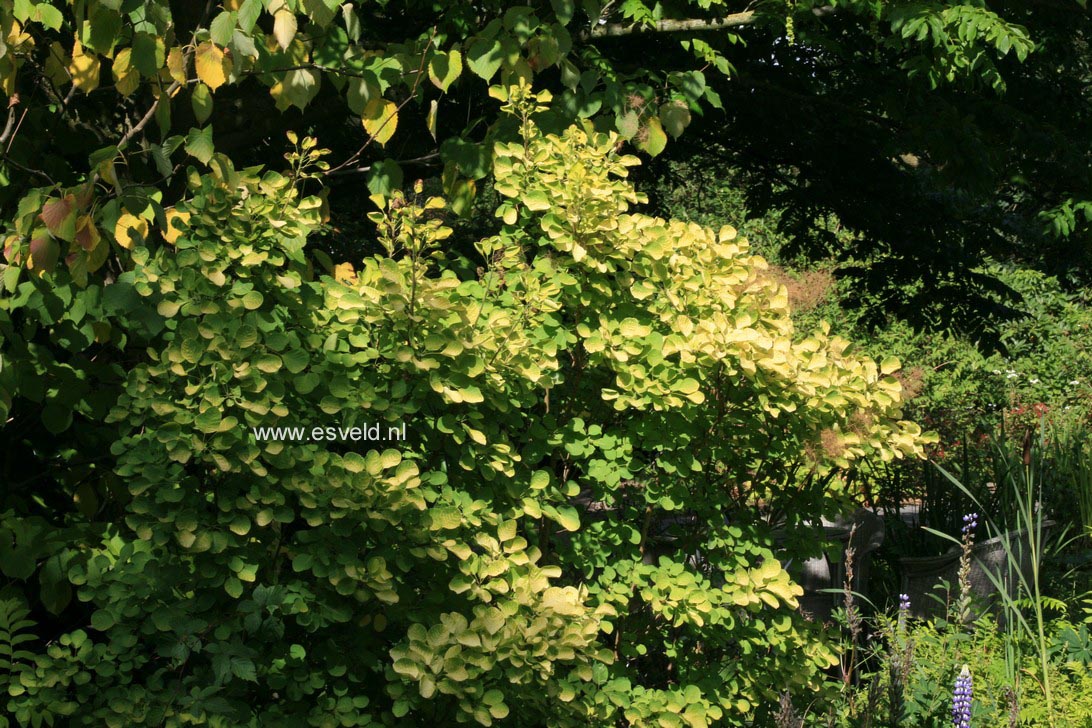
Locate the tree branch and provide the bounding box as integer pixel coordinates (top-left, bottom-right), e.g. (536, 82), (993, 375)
(589, 10), (757, 37)
(117, 86), (177, 154)
(585, 5), (834, 38)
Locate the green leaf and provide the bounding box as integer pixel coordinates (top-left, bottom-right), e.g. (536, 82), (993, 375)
(555, 506), (580, 532)
(131, 32), (164, 78)
(676, 377), (700, 395)
(229, 515), (251, 536)
(616, 110), (639, 140)
(30, 3), (63, 31)
(232, 657), (258, 682)
(255, 354), (281, 373)
(209, 11), (237, 47)
(185, 126), (215, 165)
(428, 50), (462, 92)
(191, 83), (213, 125)
(440, 138), (490, 179)
(41, 402), (73, 434)
(90, 609), (115, 631)
(271, 69), (321, 111)
(550, 0), (576, 25)
(670, 70), (707, 103)
(237, 0), (262, 33)
(282, 348), (309, 374)
(346, 73), (381, 115)
(39, 555), (71, 614)
(659, 102), (691, 138)
(302, 0), (338, 26)
(522, 190), (550, 211)
(367, 159), (403, 197)
(88, 145), (120, 168)
(637, 117), (668, 157)
(467, 39), (503, 81)
(232, 28), (258, 59)
(85, 6), (122, 53)
(559, 58), (580, 89)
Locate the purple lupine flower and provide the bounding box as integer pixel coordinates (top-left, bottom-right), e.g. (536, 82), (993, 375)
(951, 664), (972, 728)
(899, 593), (911, 612)
(961, 513), (978, 536)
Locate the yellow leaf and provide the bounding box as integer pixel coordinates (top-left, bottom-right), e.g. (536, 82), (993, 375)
(194, 41), (229, 92)
(69, 38), (101, 93)
(754, 557), (783, 582)
(112, 48), (139, 96)
(0, 56), (15, 98)
(334, 262), (356, 282)
(114, 212), (148, 250)
(166, 46), (186, 85)
(273, 9), (297, 51)
(162, 209), (190, 245)
(362, 98), (397, 147)
(541, 587), (584, 616)
(6, 20), (31, 48)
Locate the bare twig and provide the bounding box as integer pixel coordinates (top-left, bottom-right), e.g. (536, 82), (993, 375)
(0, 94), (20, 147)
(328, 151), (440, 178)
(4, 107), (28, 156)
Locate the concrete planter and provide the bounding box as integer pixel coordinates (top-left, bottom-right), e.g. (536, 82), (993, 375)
(899, 521), (1053, 622)
(780, 509), (885, 622)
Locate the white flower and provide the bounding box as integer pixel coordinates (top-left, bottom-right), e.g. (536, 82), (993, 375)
(1029, 378), (1040, 384)
(1070, 380), (1081, 386)
(992, 370), (1001, 375)
(1007, 372), (1018, 379)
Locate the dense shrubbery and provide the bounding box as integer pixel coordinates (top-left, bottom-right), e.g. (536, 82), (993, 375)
(0, 87), (933, 725)
(2, 1), (1091, 725)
